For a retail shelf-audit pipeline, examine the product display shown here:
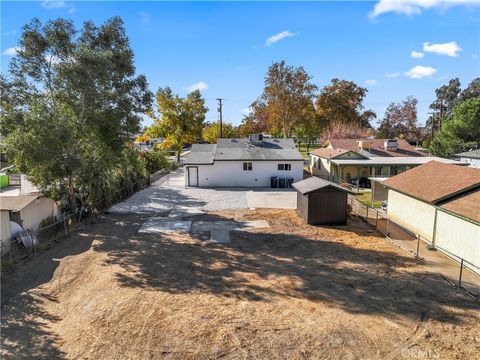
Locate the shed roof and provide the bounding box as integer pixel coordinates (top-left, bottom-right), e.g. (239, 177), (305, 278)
(292, 176), (353, 195)
(383, 161), (480, 204)
(0, 195), (39, 211)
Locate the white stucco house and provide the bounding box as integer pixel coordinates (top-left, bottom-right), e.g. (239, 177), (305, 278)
(383, 161), (480, 273)
(184, 135), (304, 187)
(455, 149), (480, 168)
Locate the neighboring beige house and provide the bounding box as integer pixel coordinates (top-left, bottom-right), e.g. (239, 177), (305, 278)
(0, 195), (57, 255)
(308, 138), (462, 186)
(383, 161), (480, 273)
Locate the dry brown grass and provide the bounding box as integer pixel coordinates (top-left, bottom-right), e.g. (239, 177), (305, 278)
(2, 209), (480, 359)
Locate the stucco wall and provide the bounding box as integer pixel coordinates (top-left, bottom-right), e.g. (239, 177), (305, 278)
(1, 211), (11, 256)
(435, 211), (480, 270)
(190, 160), (304, 187)
(372, 181), (388, 202)
(309, 155), (331, 177)
(387, 190), (436, 241)
(20, 197), (56, 232)
(458, 157), (480, 168)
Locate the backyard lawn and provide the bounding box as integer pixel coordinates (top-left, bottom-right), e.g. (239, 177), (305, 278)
(356, 192), (382, 208)
(296, 143), (320, 159)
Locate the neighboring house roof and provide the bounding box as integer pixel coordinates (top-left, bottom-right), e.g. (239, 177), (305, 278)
(292, 176), (353, 195)
(439, 189), (480, 223)
(185, 138), (304, 165)
(0, 195), (39, 212)
(329, 156), (462, 166)
(383, 161), (480, 204)
(455, 149), (480, 159)
(309, 148), (363, 159)
(325, 138), (426, 157)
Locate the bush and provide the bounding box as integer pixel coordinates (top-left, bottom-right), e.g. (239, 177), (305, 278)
(142, 150), (171, 174)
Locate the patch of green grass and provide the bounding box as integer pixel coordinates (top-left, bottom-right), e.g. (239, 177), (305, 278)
(356, 192), (382, 208)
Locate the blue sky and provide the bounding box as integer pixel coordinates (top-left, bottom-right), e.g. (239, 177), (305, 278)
(1, 1), (479, 128)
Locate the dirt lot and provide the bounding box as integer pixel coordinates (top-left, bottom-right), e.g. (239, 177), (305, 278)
(1, 209), (480, 359)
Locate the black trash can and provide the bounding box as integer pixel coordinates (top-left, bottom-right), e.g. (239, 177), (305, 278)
(287, 177), (294, 188)
(270, 176), (278, 188)
(278, 177), (286, 188)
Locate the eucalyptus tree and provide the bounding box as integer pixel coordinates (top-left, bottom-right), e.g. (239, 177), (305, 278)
(1, 17), (152, 212)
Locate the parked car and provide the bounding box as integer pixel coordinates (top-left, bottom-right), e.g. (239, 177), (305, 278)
(351, 177), (371, 188)
(381, 200), (388, 211)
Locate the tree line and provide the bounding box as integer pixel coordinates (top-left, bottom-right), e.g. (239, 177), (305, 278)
(1, 17), (479, 213)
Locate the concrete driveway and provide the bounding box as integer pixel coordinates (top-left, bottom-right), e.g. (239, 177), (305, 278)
(109, 167), (297, 214)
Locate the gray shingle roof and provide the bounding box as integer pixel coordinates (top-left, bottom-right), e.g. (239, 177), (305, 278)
(184, 144), (216, 165)
(184, 138), (304, 165)
(292, 176), (353, 195)
(455, 149), (480, 159)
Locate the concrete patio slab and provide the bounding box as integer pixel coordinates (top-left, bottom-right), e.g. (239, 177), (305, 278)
(139, 218), (192, 234)
(246, 191), (296, 209)
(190, 221), (215, 233)
(210, 230), (230, 243)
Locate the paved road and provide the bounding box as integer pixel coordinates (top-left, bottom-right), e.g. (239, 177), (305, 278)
(110, 167), (297, 214)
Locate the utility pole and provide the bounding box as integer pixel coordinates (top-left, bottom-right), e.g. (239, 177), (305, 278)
(428, 112), (436, 139)
(216, 98), (224, 139)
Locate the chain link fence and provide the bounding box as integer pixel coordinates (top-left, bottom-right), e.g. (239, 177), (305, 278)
(348, 195), (480, 301)
(3, 176), (150, 265)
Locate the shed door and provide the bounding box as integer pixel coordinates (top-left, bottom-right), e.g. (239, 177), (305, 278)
(187, 166), (198, 187)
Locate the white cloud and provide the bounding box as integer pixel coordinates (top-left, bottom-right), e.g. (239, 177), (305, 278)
(405, 65), (437, 79)
(2, 47), (21, 56)
(385, 72), (400, 78)
(410, 50), (424, 58)
(370, 0), (479, 18)
(265, 31), (296, 46)
(423, 41), (461, 57)
(365, 79), (377, 86)
(187, 81), (208, 92)
(41, 0), (75, 13)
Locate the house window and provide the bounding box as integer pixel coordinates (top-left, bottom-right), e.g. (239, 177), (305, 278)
(278, 163), (292, 171)
(243, 162), (252, 171)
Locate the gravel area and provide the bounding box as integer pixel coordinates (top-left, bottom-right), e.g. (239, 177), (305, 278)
(109, 168), (294, 213)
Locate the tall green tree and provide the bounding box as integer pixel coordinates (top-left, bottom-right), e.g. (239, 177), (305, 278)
(1, 17), (151, 212)
(459, 78), (480, 102)
(428, 78), (461, 132)
(292, 101), (322, 152)
(316, 79), (376, 131)
(252, 60), (318, 138)
(429, 98), (480, 157)
(427, 77), (479, 136)
(377, 96), (418, 140)
(147, 87), (207, 162)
